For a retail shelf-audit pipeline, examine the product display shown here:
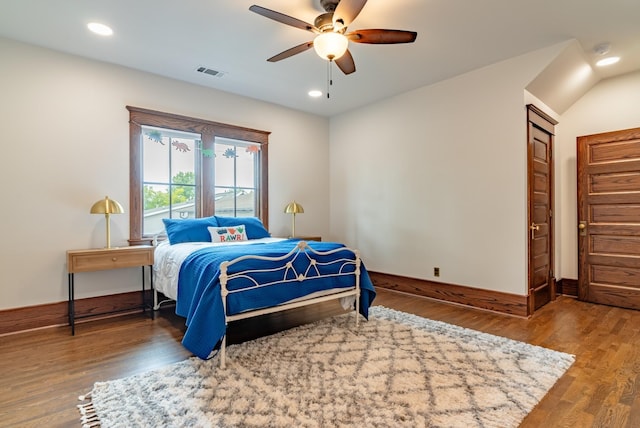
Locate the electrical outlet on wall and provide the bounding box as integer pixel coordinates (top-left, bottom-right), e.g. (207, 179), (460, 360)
(434, 267), (440, 277)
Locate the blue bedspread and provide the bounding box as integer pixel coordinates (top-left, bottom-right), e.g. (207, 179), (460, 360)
(175, 239), (376, 359)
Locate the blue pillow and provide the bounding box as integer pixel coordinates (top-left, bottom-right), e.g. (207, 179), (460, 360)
(215, 216), (270, 239)
(162, 216), (219, 244)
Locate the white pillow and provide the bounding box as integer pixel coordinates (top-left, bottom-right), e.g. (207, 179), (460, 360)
(208, 225), (248, 243)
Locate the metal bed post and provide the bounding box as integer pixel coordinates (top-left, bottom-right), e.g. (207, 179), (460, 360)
(219, 261), (230, 369)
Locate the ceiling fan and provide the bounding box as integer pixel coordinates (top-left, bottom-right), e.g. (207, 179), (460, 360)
(249, 0), (417, 75)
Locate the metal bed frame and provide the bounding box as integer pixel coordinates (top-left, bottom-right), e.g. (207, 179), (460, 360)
(151, 240), (362, 368)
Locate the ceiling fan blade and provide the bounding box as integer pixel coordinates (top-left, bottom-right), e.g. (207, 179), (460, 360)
(335, 50), (356, 75)
(347, 29), (418, 44)
(249, 5), (317, 33)
(267, 41), (314, 62)
(332, 0), (368, 28)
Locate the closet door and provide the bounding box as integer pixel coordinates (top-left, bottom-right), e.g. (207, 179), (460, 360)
(527, 105), (557, 313)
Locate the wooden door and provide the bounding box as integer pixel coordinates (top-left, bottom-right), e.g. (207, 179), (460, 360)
(577, 127), (640, 309)
(527, 105), (556, 313)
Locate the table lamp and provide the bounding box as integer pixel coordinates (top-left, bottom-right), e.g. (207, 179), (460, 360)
(90, 196), (124, 248)
(284, 201), (304, 238)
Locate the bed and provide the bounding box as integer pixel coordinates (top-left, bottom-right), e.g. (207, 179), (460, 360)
(153, 217), (376, 366)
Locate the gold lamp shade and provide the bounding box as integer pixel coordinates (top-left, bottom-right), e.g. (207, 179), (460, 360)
(90, 196), (124, 248)
(284, 201), (304, 238)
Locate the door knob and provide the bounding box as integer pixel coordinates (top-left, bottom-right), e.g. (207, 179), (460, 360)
(578, 221), (587, 236)
(530, 222), (540, 239)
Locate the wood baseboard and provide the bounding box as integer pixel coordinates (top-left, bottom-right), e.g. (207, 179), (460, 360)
(4, 273), (564, 335)
(369, 271), (529, 317)
(0, 291), (148, 336)
(556, 278), (578, 297)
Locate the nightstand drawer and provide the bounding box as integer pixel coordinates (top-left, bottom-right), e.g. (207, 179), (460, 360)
(67, 247), (154, 273)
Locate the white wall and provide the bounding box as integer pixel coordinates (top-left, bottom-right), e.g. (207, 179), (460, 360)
(556, 71), (640, 279)
(329, 45), (563, 295)
(0, 37), (329, 310)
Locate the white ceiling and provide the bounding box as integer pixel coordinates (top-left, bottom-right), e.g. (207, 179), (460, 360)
(1, 0), (639, 117)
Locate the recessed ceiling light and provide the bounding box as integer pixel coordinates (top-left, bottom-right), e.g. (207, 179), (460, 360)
(87, 22), (113, 36)
(308, 90), (322, 98)
(596, 56), (620, 67)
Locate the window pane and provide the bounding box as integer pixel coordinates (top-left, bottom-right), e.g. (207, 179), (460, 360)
(236, 189), (256, 217)
(143, 130), (170, 183)
(212, 137), (259, 218)
(236, 146), (256, 188)
(214, 142), (237, 188)
(214, 188), (235, 217)
(143, 184), (169, 236)
(170, 138), (197, 180)
(141, 125), (199, 236)
(214, 188), (256, 217)
(172, 185), (196, 219)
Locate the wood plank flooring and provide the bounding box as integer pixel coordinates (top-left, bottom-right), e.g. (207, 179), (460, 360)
(2, 288), (640, 427)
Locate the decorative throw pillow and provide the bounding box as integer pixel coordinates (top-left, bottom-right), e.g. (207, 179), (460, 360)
(215, 216), (271, 239)
(208, 225), (248, 243)
(162, 216), (219, 245)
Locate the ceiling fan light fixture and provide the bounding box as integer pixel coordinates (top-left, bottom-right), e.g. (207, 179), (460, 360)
(313, 32), (348, 61)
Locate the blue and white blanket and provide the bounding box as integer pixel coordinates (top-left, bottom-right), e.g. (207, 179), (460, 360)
(173, 239), (376, 359)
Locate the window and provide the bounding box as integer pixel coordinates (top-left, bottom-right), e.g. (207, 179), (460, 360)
(213, 137), (261, 217)
(128, 107), (270, 245)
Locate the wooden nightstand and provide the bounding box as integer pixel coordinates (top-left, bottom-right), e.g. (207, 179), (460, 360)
(291, 236), (322, 241)
(67, 246), (154, 334)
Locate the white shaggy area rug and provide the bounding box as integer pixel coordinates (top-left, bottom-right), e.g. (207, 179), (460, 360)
(78, 306), (574, 427)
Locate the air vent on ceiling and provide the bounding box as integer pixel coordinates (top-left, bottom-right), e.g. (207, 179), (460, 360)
(195, 66), (226, 78)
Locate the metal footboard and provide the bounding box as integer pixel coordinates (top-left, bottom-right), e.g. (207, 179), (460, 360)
(218, 240), (361, 368)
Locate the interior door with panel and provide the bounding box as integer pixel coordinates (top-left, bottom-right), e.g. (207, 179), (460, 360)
(527, 105), (557, 313)
(577, 127), (640, 309)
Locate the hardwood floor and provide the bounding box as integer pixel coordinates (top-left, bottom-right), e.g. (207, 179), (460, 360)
(2, 288), (640, 427)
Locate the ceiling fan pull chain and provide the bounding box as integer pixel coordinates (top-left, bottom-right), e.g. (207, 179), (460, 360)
(326, 60), (332, 99)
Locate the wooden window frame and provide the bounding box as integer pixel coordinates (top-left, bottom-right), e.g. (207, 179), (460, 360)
(127, 106), (270, 245)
